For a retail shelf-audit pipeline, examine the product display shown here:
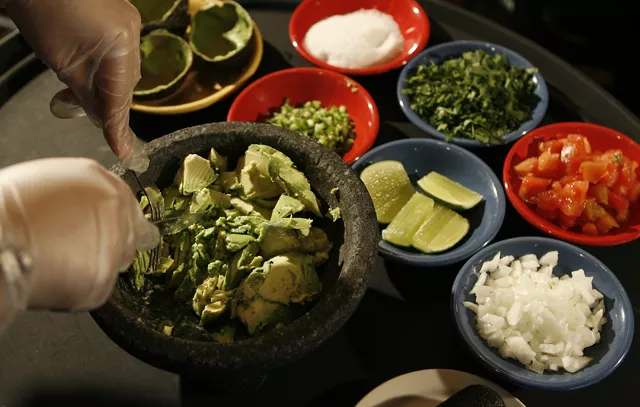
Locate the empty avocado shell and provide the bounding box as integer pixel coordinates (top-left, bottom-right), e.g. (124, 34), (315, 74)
(189, 0), (254, 63)
(130, 0), (190, 36)
(134, 30), (193, 100)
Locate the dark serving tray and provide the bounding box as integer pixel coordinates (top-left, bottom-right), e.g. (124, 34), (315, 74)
(0, 1), (637, 406)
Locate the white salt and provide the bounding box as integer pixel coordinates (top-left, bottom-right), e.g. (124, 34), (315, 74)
(303, 9), (404, 69)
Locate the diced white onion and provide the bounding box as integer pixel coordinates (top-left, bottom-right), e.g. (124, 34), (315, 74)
(466, 251), (606, 374)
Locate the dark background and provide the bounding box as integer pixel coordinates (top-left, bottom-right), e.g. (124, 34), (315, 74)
(446, 0), (638, 117)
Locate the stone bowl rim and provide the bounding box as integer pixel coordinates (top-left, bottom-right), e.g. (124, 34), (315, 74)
(91, 122), (378, 376)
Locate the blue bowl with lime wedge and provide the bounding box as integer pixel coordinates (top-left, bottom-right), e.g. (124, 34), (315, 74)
(351, 138), (505, 267)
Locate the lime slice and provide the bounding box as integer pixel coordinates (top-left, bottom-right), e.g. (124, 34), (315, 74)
(417, 172), (483, 210)
(382, 192), (435, 247)
(360, 161), (415, 224)
(412, 204), (470, 253)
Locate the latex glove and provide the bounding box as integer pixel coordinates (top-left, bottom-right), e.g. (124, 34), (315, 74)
(0, 158), (159, 330)
(5, 0), (149, 173)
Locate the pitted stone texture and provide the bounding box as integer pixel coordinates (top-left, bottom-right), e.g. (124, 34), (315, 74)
(92, 122), (378, 383)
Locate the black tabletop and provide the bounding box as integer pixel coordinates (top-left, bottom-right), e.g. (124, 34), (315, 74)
(0, 1), (637, 406)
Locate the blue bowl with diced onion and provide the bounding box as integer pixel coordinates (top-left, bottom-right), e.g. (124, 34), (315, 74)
(397, 40), (549, 149)
(451, 237), (634, 391)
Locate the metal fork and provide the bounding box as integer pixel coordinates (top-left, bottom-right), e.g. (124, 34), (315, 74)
(49, 89), (164, 271)
(132, 171), (165, 273)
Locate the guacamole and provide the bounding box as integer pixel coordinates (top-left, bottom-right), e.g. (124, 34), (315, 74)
(129, 145), (337, 342)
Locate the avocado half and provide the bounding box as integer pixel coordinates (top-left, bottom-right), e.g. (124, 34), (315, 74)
(189, 0), (254, 63)
(133, 30), (193, 101)
(130, 0), (190, 36)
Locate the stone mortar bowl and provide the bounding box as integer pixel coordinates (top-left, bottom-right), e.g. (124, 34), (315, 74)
(91, 122), (379, 391)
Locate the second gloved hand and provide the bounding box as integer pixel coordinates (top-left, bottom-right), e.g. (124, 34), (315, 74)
(0, 158), (159, 311)
(6, 0), (148, 172)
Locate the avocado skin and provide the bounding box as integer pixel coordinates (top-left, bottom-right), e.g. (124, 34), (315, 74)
(139, 0), (190, 37)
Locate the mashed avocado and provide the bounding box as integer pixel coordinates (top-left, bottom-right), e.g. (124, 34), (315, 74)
(129, 145), (336, 342)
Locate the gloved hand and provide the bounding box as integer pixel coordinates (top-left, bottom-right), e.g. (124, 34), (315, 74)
(5, 0), (149, 173)
(0, 158), (159, 328)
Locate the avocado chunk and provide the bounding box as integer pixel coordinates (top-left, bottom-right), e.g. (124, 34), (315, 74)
(131, 251), (150, 290)
(271, 195), (305, 220)
(257, 253), (322, 305)
(244, 144), (321, 215)
(220, 171), (241, 193)
(270, 217), (312, 236)
(192, 275), (232, 325)
(224, 242), (262, 290)
(238, 163), (283, 200)
(225, 233), (256, 252)
(267, 154), (321, 216)
(235, 296), (292, 335)
(208, 147), (228, 172)
(174, 154), (217, 194)
(299, 227), (333, 253)
(230, 197), (255, 215)
(190, 187), (230, 213)
(258, 222), (302, 259)
(327, 207), (341, 222)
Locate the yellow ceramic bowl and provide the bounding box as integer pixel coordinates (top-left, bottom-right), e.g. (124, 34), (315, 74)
(131, 20), (263, 115)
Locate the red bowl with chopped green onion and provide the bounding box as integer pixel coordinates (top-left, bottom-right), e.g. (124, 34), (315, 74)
(503, 122), (640, 246)
(227, 67), (379, 164)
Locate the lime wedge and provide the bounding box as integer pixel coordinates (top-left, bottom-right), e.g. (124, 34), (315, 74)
(382, 192), (435, 247)
(412, 204), (470, 253)
(360, 161), (415, 224)
(417, 172), (483, 210)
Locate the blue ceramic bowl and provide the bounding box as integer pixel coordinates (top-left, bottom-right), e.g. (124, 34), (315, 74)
(452, 237), (634, 391)
(351, 138), (505, 267)
(397, 41), (549, 148)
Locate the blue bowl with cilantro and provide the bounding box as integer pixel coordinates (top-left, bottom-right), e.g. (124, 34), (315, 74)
(397, 41), (548, 148)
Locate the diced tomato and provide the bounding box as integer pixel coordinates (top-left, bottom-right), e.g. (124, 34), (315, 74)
(559, 175), (582, 185)
(559, 181), (589, 217)
(566, 156), (590, 175)
(514, 157), (538, 176)
(551, 181), (563, 194)
(579, 161), (607, 183)
(519, 176), (551, 203)
(583, 199), (607, 222)
(629, 183), (640, 203)
(561, 134), (588, 161)
(611, 183), (629, 198)
(558, 213), (578, 229)
(515, 133), (638, 236)
(539, 140), (564, 154)
(601, 150), (624, 167)
(600, 163), (620, 187)
(589, 183), (609, 205)
(536, 207), (558, 221)
(536, 150), (563, 178)
(595, 214), (619, 235)
(608, 190), (629, 212)
(616, 208), (629, 224)
(536, 190), (560, 211)
(582, 223), (598, 236)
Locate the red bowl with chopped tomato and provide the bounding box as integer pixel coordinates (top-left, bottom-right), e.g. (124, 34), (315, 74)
(503, 122), (640, 246)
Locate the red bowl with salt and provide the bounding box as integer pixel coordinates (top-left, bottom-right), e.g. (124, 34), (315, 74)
(289, 0), (430, 76)
(503, 122), (640, 246)
(227, 67), (379, 164)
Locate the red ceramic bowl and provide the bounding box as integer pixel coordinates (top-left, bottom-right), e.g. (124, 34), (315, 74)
(503, 122), (640, 246)
(227, 68), (379, 164)
(289, 0), (430, 76)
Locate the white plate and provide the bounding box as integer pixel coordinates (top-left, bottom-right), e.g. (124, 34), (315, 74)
(356, 369), (526, 407)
